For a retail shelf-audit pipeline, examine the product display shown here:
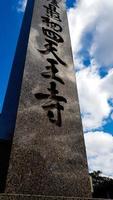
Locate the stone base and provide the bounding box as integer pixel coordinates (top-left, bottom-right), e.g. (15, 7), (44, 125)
(0, 195), (110, 200)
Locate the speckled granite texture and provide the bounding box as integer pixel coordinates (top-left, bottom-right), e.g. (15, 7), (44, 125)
(5, 0), (91, 198)
(0, 196), (109, 200)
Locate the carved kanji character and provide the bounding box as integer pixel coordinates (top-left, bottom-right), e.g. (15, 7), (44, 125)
(34, 82), (67, 127)
(44, 4), (61, 22)
(42, 27), (63, 43)
(41, 58), (64, 84)
(41, 16), (62, 32)
(38, 38), (67, 66)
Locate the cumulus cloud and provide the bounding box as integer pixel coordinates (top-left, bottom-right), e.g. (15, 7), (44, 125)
(68, 0), (113, 68)
(17, 0), (27, 12)
(76, 67), (113, 131)
(67, 0), (113, 176)
(67, 0), (113, 131)
(85, 131), (113, 177)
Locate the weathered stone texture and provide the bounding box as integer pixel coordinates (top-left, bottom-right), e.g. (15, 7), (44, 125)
(0, 196), (105, 200)
(5, 0), (91, 198)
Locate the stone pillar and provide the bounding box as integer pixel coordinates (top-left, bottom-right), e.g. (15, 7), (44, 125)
(5, 0), (91, 198)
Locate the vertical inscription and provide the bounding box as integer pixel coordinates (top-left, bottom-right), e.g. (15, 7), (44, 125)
(34, 0), (67, 127)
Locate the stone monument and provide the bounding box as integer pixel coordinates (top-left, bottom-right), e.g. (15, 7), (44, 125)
(0, 0), (91, 198)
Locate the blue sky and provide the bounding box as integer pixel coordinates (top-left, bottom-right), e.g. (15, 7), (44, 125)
(1, 0), (113, 177)
(0, 0), (24, 112)
(66, 0), (76, 8)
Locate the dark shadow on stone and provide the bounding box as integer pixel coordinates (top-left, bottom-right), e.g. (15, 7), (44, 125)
(0, 139), (12, 192)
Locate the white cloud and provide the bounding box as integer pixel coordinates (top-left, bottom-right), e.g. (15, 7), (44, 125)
(68, 1), (113, 177)
(85, 131), (113, 177)
(67, 0), (113, 131)
(17, 0), (27, 12)
(76, 67), (113, 131)
(68, 0), (113, 68)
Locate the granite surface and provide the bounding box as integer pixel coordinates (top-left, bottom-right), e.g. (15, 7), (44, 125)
(5, 0), (91, 198)
(0, 195), (111, 200)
